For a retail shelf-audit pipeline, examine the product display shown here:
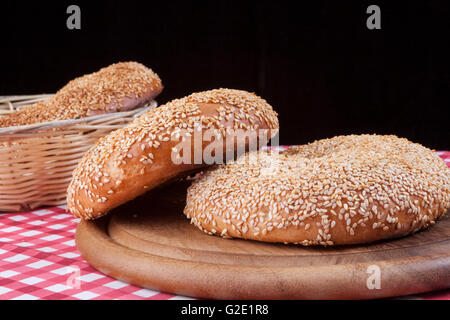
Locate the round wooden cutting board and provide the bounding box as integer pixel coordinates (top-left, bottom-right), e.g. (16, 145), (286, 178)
(76, 181), (450, 300)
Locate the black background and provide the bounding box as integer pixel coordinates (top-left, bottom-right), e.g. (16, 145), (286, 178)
(0, 1), (449, 149)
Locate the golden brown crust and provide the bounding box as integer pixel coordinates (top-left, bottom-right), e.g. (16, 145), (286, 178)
(184, 135), (450, 246)
(67, 89), (279, 219)
(0, 62), (163, 128)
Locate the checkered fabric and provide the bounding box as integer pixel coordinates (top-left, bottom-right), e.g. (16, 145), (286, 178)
(0, 151), (449, 300)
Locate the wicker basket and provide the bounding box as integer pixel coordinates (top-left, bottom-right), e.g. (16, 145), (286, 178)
(0, 95), (157, 212)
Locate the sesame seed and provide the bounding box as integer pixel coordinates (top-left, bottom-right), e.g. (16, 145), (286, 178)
(0, 62), (163, 128)
(67, 88), (279, 219)
(183, 134), (450, 246)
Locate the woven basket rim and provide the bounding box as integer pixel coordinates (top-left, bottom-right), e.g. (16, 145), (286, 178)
(0, 100), (157, 135)
(0, 94), (54, 102)
(0, 94), (156, 212)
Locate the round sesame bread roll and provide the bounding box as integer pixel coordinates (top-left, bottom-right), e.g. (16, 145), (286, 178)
(0, 62), (163, 128)
(184, 135), (450, 246)
(67, 89), (279, 220)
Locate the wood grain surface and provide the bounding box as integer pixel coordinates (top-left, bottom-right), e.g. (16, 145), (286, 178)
(76, 180), (450, 299)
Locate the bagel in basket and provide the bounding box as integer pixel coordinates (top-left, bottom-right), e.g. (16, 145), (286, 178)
(184, 135), (450, 246)
(67, 89), (279, 219)
(0, 61), (163, 128)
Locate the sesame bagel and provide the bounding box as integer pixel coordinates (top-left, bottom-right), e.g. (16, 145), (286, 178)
(184, 135), (450, 246)
(67, 89), (279, 220)
(0, 62), (163, 128)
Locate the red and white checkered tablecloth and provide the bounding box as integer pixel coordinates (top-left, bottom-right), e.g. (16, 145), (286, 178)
(0, 151), (449, 300)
